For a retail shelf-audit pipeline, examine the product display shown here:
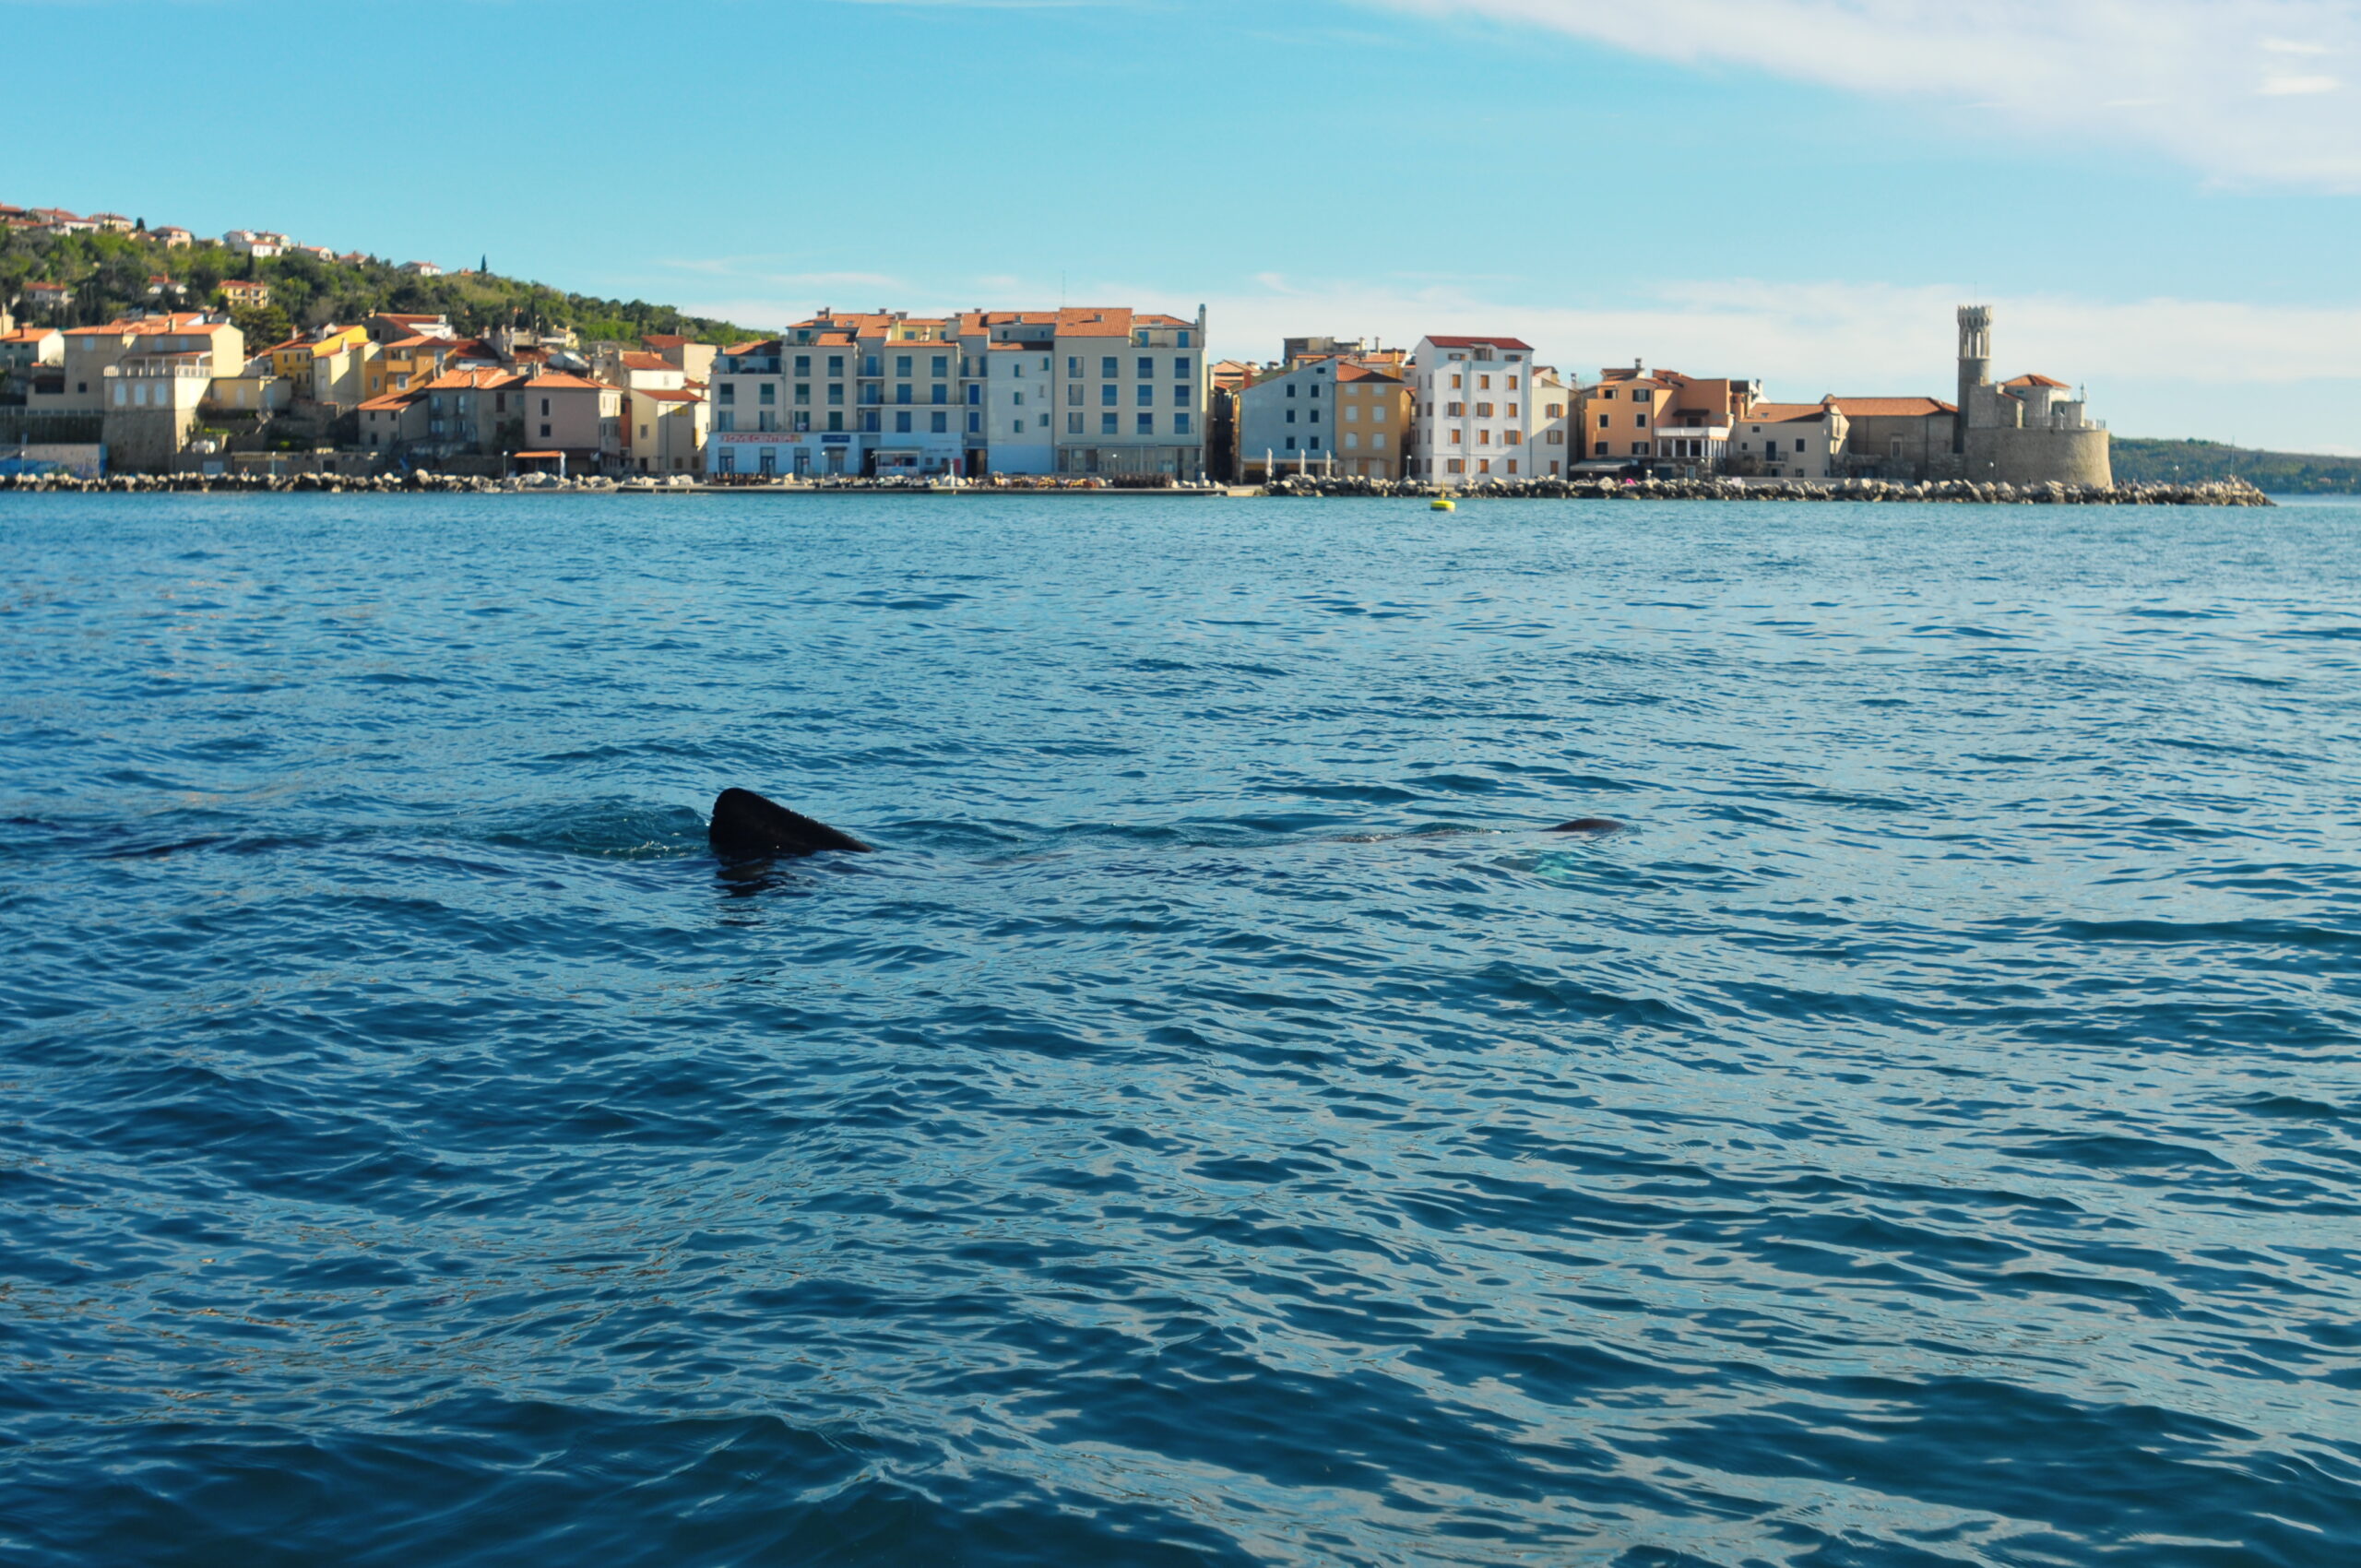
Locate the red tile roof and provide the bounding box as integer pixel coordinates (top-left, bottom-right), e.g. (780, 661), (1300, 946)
(1829, 396), (1956, 418)
(1425, 335), (1534, 350)
(2002, 374), (2070, 390)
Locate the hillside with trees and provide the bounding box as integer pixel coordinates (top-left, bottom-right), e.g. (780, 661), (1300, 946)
(2, 222), (758, 350)
(2112, 437), (2359, 495)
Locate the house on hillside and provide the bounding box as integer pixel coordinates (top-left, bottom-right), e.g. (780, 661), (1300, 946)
(219, 279), (272, 310)
(154, 226), (195, 248)
(400, 260), (443, 278)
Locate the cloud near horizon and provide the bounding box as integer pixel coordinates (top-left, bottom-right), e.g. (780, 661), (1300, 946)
(1379, 0), (2361, 189)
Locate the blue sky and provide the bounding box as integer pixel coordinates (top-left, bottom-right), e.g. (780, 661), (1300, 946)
(14, 0), (2359, 448)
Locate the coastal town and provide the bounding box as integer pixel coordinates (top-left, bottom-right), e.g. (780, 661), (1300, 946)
(1, 204), (2114, 489)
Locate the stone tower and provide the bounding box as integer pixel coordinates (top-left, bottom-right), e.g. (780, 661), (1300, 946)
(1953, 304), (1991, 454)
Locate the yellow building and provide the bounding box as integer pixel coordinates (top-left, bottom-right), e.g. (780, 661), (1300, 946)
(364, 336), (457, 400)
(1333, 362), (1409, 479)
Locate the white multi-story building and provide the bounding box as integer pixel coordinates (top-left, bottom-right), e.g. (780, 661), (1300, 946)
(705, 304), (1207, 480)
(1406, 334), (1537, 485)
(224, 230), (289, 257)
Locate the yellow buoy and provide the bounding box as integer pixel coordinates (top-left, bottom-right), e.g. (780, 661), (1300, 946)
(1430, 497), (1455, 512)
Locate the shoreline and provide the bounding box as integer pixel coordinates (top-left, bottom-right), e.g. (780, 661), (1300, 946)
(0, 471), (2279, 506)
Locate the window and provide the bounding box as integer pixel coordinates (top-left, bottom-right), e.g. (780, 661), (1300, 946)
(795, 355), (811, 374)
(1136, 385), (1154, 407)
(637, 423), (649, 439)
(1174, 357), (1191, 378)
(1309, 409), (1320, 424)
(931, 385), (947, 405)
(1371, 404), (1387, 422)
(1796, 438), (1808, 453)
(718, 383), (736, 403)
(1448, 429), (1463, 445)
(1136, 357), (1154, 378)
(895, 384), (912, 405)
(1631, 442), (1647, 456)
(1504, 431), (1521, 445)
(1450, 374), (1462, 389)
(968, 410), (981, 434)
(1548, 429), (1564, 445)
(1478, 374), (1491, 389)
(1014, 392), (1025, 407)
(540, 422), (552, 437)
(931, 355), (948, 378)
(1171, 386), (1189, 406)
(861, 410), (881, 432)
(1174, 412), (1191, 434)
(896, 411), (912, 433)
(1068, 412), (1083, 434)
(1635, 412), (1648, 428)
(792, 411), (809, 432)
(1506, 458), (1517, 474)
(931, 411), (948, 434)
(1344, 432), (1359, 450)
(1476, 403), (1492, 418)
(827, 412), (843, 432)
(896, 354), (912, 377)
(1100, 384), (1117, 406)
(715, 411), (735, 432)
(1370, 432), (1384, 449)
(759, 383), (776, 404)
(794, 384), (811, 405)
(1547, 403), (1562, 418)
(862, 355), (881, 376)
(1100, 412), (1118, 434)
(1286, 409), (1297, 424)
(828, 384), (844, 405)
(1101, 356), (1118, 377)
(828, 356), (844, 374)
(1446, 402), (1465, 418)
(1506, 403), (1517, 419)
(757, 411), (777, 433)
(967, 384), (980, 404)
(1309, 382), (1321, 398)
(1308, 436), (1321, 450)
(1344, 404), (1358, 422)
(1066, 356), (1080, 378)
(1600, 388), (1616, 400)
(1287, 383), (1297, 398)
(1477, 430), (1491, 445)
(1285, 436), (1297, 450)
(540, 398), (551, 416)
(1447, 457), (1464, 473)
(1137, 413), (1154, 434)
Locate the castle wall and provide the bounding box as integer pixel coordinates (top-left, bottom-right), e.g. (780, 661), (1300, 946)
(1964, 426), (2112, 487)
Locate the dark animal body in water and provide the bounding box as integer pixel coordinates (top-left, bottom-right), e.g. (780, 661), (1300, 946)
(708, 789), (873, 861)
(1548, 818), (1624, 834)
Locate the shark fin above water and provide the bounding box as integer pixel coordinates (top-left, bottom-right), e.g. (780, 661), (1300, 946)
(709, 789), (874, 861)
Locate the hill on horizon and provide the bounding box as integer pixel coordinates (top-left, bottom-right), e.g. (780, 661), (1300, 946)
(2, 220), (758, 350)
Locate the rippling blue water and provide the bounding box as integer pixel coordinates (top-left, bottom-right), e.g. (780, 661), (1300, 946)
(3, 493), (2359, 1566)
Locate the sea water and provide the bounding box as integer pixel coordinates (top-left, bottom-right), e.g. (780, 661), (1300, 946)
(2, 493), (2356, 1566)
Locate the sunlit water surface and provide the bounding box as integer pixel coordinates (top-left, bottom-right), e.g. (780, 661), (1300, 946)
(3, 493), (2358, 1567)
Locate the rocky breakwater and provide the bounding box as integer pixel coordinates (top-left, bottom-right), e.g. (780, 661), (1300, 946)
(0, 470), (623, 495)
(1264, 474), (2275, 506)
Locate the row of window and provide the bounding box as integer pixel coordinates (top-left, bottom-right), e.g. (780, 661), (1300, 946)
(1278, 433), (1391, 451)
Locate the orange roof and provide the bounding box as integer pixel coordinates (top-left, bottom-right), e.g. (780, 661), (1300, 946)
(358, 392), (420, 411)
(618, 351), (671, 370)
(1335, 363), (1404, 384)
(524, 373), (606, 389)
(1742, 402), (1837, 423)
(67, 313), (228, 338)
(638, 388), (702, 403)
(424, 369), (524, 391)
(2003, 374), (2070, 389)
(641, 334), (689, 348)
(1829, 396), (1956, 418)
(1425, 334), (1534, 350)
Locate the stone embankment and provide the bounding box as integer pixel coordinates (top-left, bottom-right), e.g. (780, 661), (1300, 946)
(1264, 474), (2276, 505)
(0, 470), (618, 494)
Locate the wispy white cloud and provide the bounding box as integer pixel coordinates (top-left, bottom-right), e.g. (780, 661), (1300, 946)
(1374, 0), (2361, 188)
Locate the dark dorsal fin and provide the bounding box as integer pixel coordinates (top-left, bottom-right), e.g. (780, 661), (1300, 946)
(709, 788), (873, 861)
